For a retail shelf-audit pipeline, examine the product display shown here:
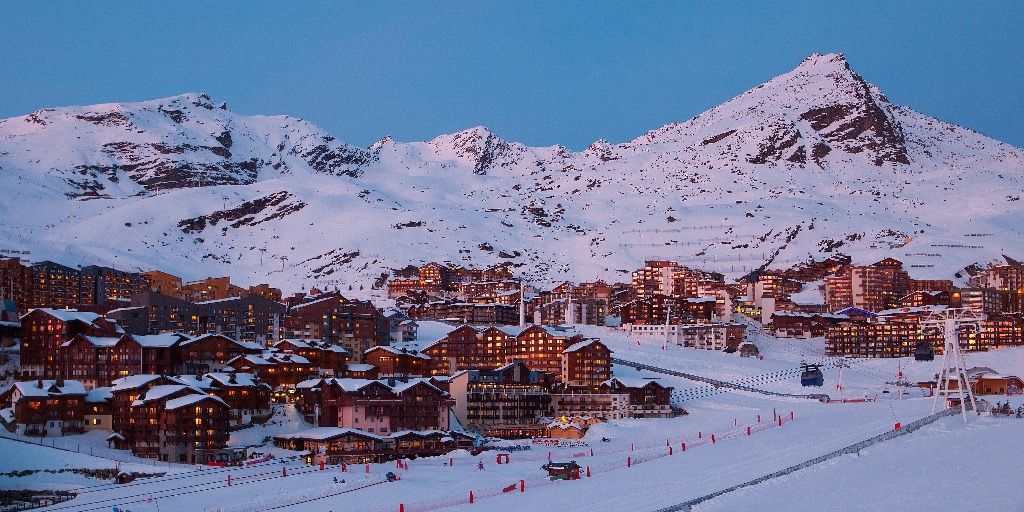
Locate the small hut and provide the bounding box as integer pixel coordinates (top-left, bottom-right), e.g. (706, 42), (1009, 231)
(106, 433), (127, 450)
(738, 342), (759, 358)
(541, 460), (581, 480)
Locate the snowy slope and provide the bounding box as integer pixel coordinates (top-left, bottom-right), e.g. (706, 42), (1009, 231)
(1, 54), (1022, 292)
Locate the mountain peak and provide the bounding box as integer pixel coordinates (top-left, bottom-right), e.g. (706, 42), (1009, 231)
(795, 52), (850, 72)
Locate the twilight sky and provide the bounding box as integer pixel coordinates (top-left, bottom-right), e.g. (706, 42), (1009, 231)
(2, 1), (1021, 150)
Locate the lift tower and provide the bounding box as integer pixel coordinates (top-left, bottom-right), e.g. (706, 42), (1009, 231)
(921, 308), (982, 421)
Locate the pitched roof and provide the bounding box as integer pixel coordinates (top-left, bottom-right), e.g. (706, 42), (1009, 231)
(164, 393), (228, 410)
(563, 338), (608, 354)
(13, 380), (87, 399)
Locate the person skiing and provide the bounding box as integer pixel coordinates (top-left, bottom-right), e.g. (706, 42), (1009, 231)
(478, 460), (484, 471)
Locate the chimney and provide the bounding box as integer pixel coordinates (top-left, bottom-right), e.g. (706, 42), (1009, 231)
(55, 377), (64, 388)
(36, 379), (43, 389)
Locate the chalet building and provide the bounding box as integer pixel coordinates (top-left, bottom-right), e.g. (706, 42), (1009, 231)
(273, 428), (469, 465)
(275, 428), (385, 464)
(174, 373), (272, 427)
(30, 261), (81, 309)
(561, 339), (612, 389)
(110, 375), (186, 436)
(6, 379), (87, 436)
(456, 280), (520, 300)
(625, 322), (745, 351)
(0, 257), (33, 314)
(195, 295), (286, 346)
(107, 291), (198, 335)
(282, 292), (348, 341)
(141, 270), (184, 299)
(421, 324), (583, 378)
(599, 377), (674, 418)
(296, 377), (452, 434)
(273, 338), (349, 376)
(364, 346), (431, 378)
(19, 308), (123, 379)
(225, 352), (317, 390)
(548, 392), (629, 420)
(136, 333), (189, 376)
(448, 360), (554, 438)
(344, 363), (380, 380)
(84, 387), (112, 432)
(323, 301), (390, 364)
(617, 294), (717, 326)
(78, 265), (147, 306)
(178, 333), (262, 375)
(406, 299), (518, 325)
(124, 384), (232, 463)
(382, 308), (418, 343)
(58, 334), (143, 389)
(768, 312), (850, 339)
(971, 373), (1023, 395)
(776, 254), (851, 283)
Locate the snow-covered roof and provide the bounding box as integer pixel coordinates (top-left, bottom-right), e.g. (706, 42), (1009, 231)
(390, 378), (443, 395)
(0, 407), (14, 424)
(274, 427), (383, 441)
(164, 393), (227, 411)
(876, 305), (948, 316)
(134, 333), (190, 347)
(346, 364), (377, 372)
(182, 333), (263, 351)
(602, 377), (667, 389)
(86, 387), (113, 403)
(276, 339), (312, 349)
(111, 374), (164, 391)
(194, 296), (244, 305)
(13, 379), (88, 398)
(22, 308), (101, 324)
(106, 306), (145, 315)
(547, 421), (584, 430)
(364, 345), (430, 360)
(61, 334), (122, 348)
(563, 338), (608, 354)
(132, 385), (197, 405)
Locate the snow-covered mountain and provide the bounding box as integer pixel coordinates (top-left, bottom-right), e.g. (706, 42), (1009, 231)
(1, 53), (1021, 291)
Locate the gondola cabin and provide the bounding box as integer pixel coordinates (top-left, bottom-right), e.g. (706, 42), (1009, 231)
(541, 460), (581, 481)
(914, 341), (935, 361)
(800, 363), (824, 387)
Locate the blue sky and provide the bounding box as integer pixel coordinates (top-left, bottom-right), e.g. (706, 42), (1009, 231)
(1, 2), (1021, 150)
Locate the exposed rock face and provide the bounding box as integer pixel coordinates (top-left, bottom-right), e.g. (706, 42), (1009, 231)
(0, 54), (1021, 288)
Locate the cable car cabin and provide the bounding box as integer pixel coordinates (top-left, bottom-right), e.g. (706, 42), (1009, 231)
(541, 461), (581, 481)
(800, 363), (824, 387)
(914, 341), (935, 361)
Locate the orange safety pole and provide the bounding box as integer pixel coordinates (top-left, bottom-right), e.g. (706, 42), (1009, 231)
(778, 418), (782, 426)
(520, 479), (525, 492)
(366, 464), (370, 473)
(400, 504), (405, 512)
(627, 457), (631, 467)
(320, 461), (325, 471)
(469, 490), (474, 504)
(283, 466), (287, 477)
(747, 426), (751, 435)
(681, 442), (686, 452)
(586, 466), (591, 477)
(227, 474), (231, 486)
(669, 446), (673, 455)
(711, 434), (715, 444)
